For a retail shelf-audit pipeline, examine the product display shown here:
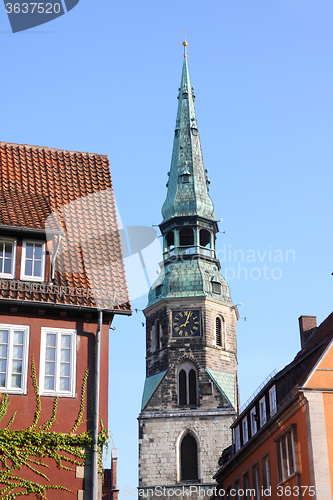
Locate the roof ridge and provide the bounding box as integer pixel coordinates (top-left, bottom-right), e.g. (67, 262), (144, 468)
(0, 141), (108, 158)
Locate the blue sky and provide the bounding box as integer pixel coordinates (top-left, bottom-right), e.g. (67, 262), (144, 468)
(1, 0), (332, 495)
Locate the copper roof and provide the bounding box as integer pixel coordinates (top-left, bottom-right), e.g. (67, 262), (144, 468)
(0, 142), (131, 312)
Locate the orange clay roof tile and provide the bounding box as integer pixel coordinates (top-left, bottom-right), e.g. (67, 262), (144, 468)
(0, 141), (130, 312)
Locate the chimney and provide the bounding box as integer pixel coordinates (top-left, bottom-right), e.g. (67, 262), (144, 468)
(111, 447), (119, 500)
(298, 316), (317, 349)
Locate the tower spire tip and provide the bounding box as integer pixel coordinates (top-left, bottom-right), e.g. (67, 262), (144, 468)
(182, 30), (188, 57)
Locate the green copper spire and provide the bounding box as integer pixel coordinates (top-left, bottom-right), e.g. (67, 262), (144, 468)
(147, 40), (233, 308)
(161, 40), (216, 222)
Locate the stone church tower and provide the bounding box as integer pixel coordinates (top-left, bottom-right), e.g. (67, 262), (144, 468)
(138, 41), (239, 496)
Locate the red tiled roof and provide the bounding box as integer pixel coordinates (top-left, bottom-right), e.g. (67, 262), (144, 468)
(0, 142), (131, 312)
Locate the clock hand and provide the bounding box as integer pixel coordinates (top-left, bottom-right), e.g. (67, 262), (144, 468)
(184, 312), (191, 326)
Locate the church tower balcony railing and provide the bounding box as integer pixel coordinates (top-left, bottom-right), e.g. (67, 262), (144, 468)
(163, 245), (215, 260)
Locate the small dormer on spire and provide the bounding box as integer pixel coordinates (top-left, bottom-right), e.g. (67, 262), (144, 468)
(161, 37), (215, 222)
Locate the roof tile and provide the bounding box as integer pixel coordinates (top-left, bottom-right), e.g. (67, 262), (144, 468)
(0, 141), (130, 312)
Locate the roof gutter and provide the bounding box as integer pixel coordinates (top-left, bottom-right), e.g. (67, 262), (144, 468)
(0, 224), (63, 235)
(92, 310), (103, 500)
(0, 298), (132, 315)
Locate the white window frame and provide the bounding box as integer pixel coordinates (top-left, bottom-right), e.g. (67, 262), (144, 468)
(235, 425), (241, 452)
(242, 416), (248, 444)
(39, 327), (76, 397)
(0, 238), (17, 279)
(0, 323), (29, 394)
(20, 240), (46, 282)
(269, 385), (277, 416)
(250, 406), (257, 436)
(259, 396), (267, 427)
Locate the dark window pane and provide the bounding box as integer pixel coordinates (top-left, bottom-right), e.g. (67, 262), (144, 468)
(166, 231), (174, 249)
(179, 228), (194, 246)
(199, 229), (210, 247)
(179, 370), (187, 405)
(181, 433), (198, 480)
(189, 369), (197, 405)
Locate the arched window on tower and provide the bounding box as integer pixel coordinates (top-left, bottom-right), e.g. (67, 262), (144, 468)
(215, 316), (225, 348)
(166, 231), (175, 251)
(181, 433), (198, 480)
(155, 320), (161, 351)
(199, 229), (211, 248)
(179, 228), (194, 247)
(151, 319), (161, 353)
(178, 362), (197, 406)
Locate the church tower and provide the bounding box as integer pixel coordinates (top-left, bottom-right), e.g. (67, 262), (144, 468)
(138, 40), (239, 496)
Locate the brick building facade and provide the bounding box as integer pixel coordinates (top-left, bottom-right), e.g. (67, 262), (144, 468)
(0, 142), (131, 499)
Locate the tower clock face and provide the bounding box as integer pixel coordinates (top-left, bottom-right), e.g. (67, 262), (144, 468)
(172, 310), (201, 337)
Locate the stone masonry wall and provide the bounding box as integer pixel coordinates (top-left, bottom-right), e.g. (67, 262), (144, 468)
(138, 412), (235, 489)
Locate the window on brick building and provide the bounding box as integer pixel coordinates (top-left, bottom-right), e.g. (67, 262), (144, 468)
(275, 425), (299, 483)
(259, 396), (266, 427)
(21, 240), (46, 282)
(252, 462), (261, 499)
(235, 425), (241, 452)
(0, 239), (16, 279)
(178, 361), (197, 406)
(234, 479), (241, 500)
(39, 327), (76, 397)
(181, 433), (198, 480)
(269, 385), (277, 416)
(0, 324), (29, 394)
(250, 406), (258, 436)
(242, 416), (248, 444)
(242, 471), (251, 500)
(262, 453), (271, 491)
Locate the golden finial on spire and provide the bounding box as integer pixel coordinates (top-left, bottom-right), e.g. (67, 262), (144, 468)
(182, 30), (188, 57)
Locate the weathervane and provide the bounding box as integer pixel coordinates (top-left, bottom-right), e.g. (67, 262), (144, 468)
(183, 29), (188, 58)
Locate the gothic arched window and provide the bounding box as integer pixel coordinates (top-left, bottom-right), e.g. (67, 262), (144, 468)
(155, 320), (161, 351)
(181, 433), (198, 480)
(216, 317), (222, 347)
(178, 362), (197, 406)
(215, 316), (225, 348)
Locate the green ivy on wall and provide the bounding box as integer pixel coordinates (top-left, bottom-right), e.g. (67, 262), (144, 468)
(0, 359), (109, 499)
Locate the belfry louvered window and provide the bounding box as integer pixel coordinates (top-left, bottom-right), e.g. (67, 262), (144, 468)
(216, 317), (222, 346)
(178, 362), (197, 406)
(181, 433), (198, 480)
(155, 320), (161, 351)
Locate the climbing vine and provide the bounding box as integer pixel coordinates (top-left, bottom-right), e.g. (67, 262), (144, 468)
(0, 360), (109, 499)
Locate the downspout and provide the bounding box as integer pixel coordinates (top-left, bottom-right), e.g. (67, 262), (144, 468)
(51, 234), (62, 280)
(92, 310), (103, 500)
